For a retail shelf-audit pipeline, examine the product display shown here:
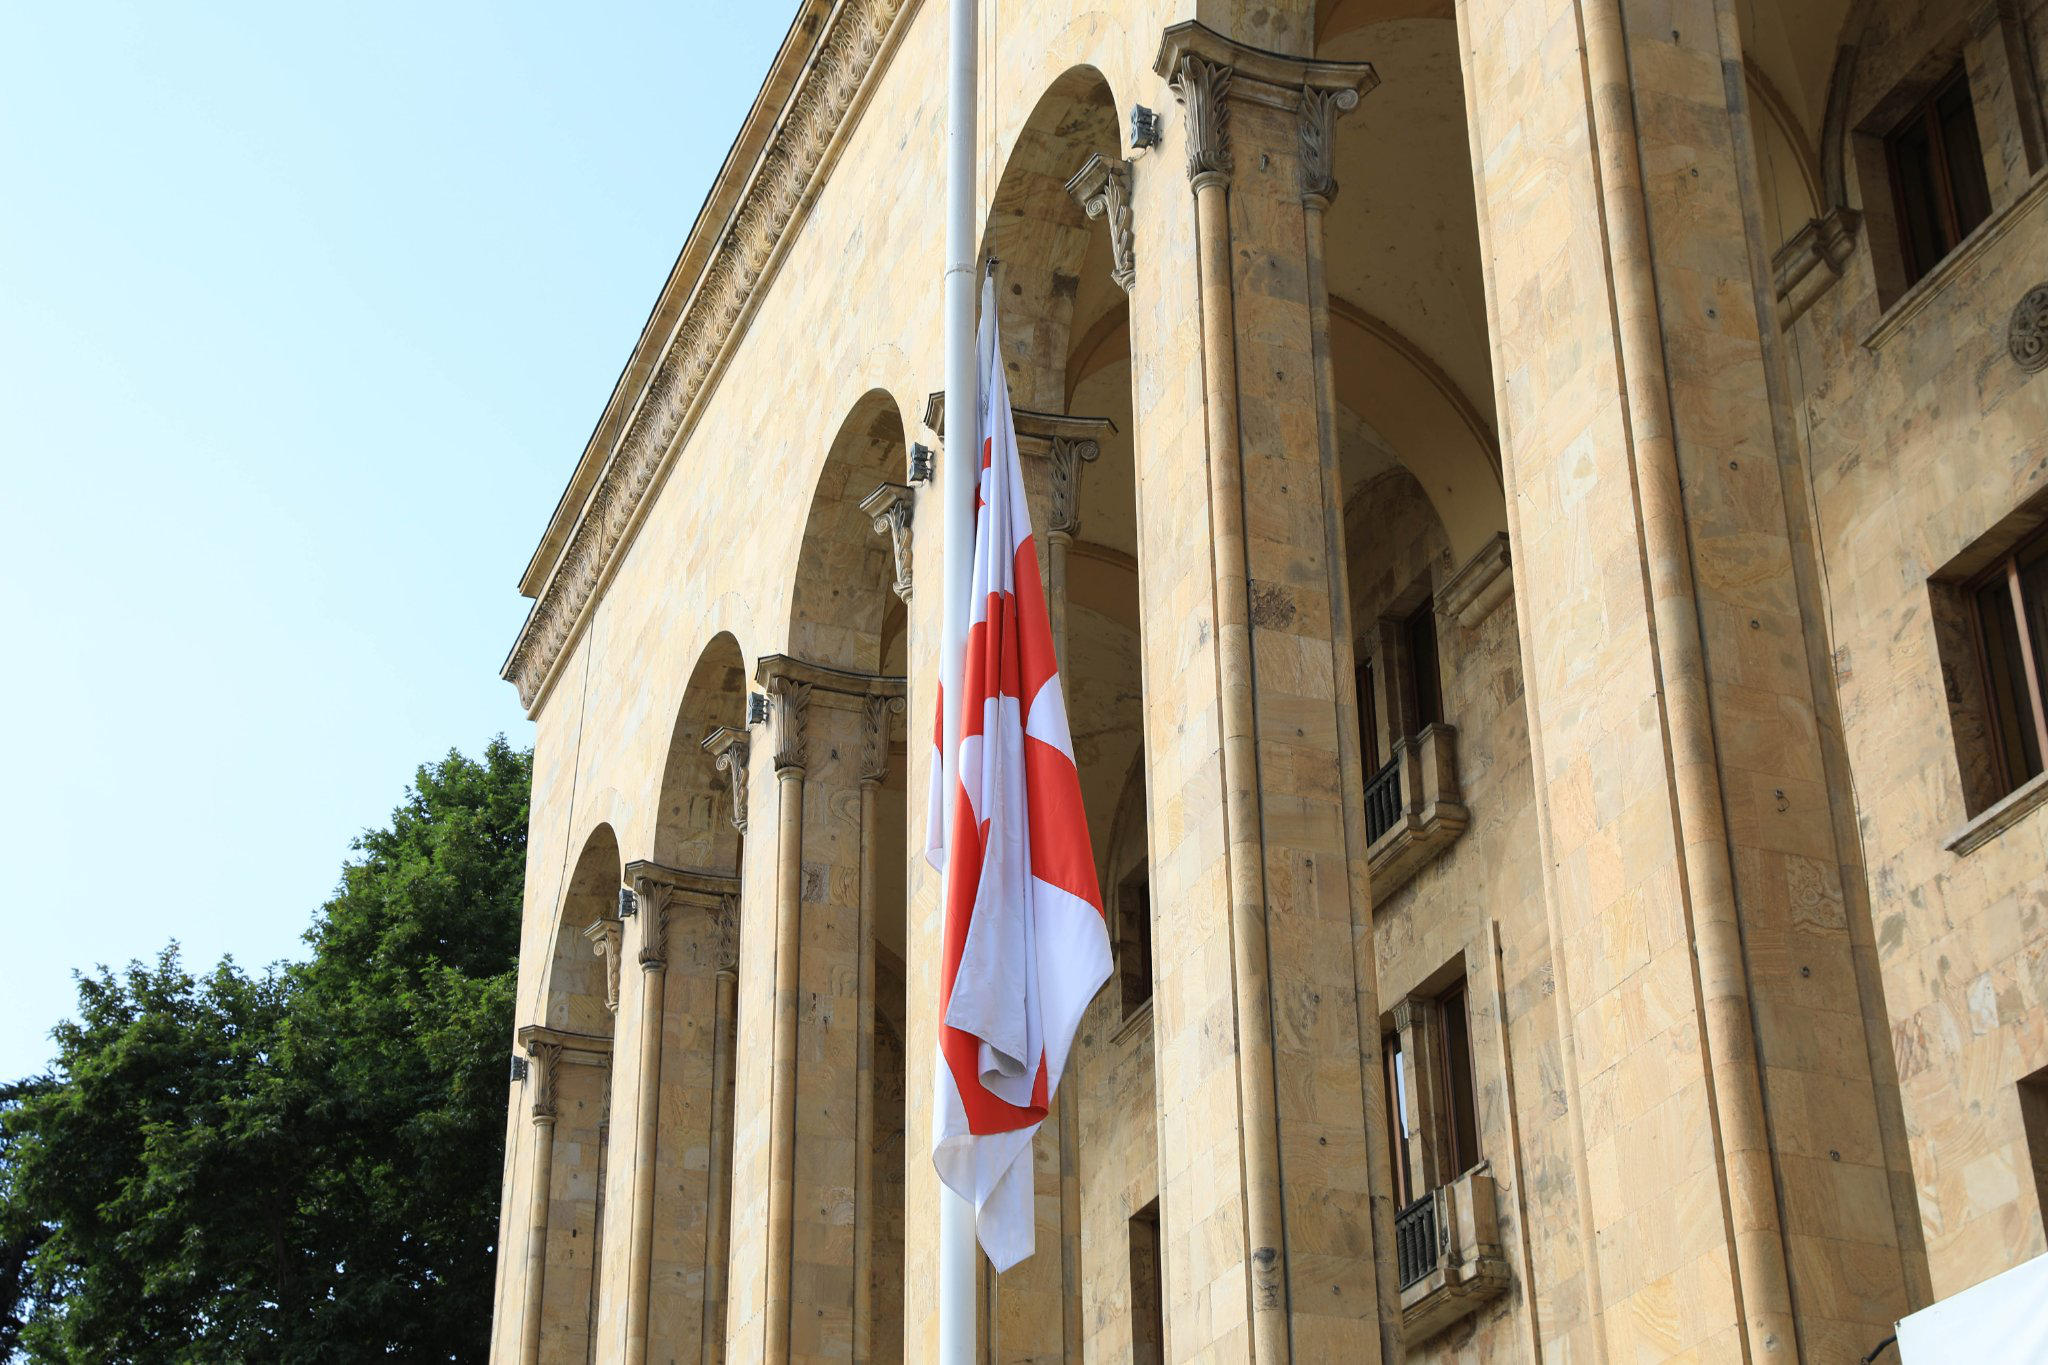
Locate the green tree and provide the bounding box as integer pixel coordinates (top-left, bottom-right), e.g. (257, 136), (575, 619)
(0, 739), (531, 1362)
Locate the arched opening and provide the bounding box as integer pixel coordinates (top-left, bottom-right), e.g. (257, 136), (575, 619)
(641, 634), (749, 1361)
(780, 390), (911, 1360)
(981, 63), (1151, 1361)
(535, 822), (622, 1364)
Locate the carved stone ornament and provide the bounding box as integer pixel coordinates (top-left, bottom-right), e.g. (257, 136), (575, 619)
(1046, 436), (1102, 541)
(1170, 55), (1233, 186)
(502, 0), (913, 711)
(583, 918), (624, 1012)
(632, 879), (675, 970)
(714, 892), (741, 974)
(1066, 153), (1135, 293)
(768, 678), (813, 774)
(702, 726), (751, 832)
(860, 693), (905, 785)
(1297, 84), (1359, 203)
(526, 1040), (563, 1122)
(2011, 283), (2048, 373)
(860, 482), (916, 602)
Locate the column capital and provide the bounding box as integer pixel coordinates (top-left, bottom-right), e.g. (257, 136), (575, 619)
(859, 481), (916, 603)
(584, 916), (625, 1008)
(1066, 153), (1135, 293)
(625, 859), (743, 970)
(516, 1025), (611, 1123)
(1045, 434), (1102, 543)
(1153, 22), (1378, 192)
(701, 726), (751, 832)
(860, 693), (906, 786)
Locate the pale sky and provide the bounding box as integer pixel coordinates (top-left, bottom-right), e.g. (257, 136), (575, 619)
(0, 2), (790, 1080)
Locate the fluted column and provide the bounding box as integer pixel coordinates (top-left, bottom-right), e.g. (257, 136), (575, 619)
(703, 895), (739, 1365)
(761, 673), (810, 1363)
(623, 883), (673, 1365)
(518, 1040), (561, 1365)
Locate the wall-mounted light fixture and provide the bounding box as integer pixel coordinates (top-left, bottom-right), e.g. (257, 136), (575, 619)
(618, 887), (638, 919)
(509, 1054), (529, 1083)
(748, 691), (769, 727)
(1130, 105), (1161, 149)
(909, 442), (935, 484)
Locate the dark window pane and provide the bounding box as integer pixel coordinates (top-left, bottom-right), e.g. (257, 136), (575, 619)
(1978, 577), (2042, 787)
(1129, 1201), (1164, 1365)
(1119, 869), (1153, 1016)
(1357, 660), (1380, 774)
(1890, 115), (1947, 281)
(1383, 1031), (1413, 1206)
(1936, 76), (1992, 238)
(1406, 602), (1443, 730)
(1440, 983), (1481, 1176)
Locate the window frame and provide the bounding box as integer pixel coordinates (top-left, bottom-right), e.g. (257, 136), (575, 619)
(1883, 62), (1993, 286)
(1966, 525), (2048, 798)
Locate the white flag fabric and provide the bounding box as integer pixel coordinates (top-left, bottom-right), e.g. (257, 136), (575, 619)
(925, 275), (1111, 1272)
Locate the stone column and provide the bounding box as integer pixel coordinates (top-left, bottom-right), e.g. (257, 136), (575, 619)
(518, 1040), (561, 1365)
(852, 693), (897, 1363)
(1146, 23), (1388, 1361)
(761, 672), (810, 1363)
(703, 894), (739, 1365)
(622, 882), (672, 1365)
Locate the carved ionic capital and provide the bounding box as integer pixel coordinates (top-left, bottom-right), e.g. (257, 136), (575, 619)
(1046, 436), (1102, 542)
(1066, 153), (1135, 293)
(1169, 55), (1232, 187)
(860, 482), (916, 602)
(702, 726), (751, 832)
(583, 917), (624, 1011)
(860, 693), (906, 785)
(1297, 84), (1360, 205)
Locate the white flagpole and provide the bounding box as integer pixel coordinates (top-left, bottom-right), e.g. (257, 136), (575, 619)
(938, 0), (979, 1358)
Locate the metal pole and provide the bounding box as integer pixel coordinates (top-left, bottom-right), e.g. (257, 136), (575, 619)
(938, 0), (979, 1357)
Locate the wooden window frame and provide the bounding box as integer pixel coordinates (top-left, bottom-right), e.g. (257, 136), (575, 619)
(1884, 62), (1993, 286)
(1966, 525), (2048, 797)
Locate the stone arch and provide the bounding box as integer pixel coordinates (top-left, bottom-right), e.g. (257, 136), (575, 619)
(653, 630), (749, 872)
(546, 822), (623, 1032)
(787, 389), (910, 672)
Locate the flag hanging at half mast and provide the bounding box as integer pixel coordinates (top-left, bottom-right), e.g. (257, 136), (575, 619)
(926, 273), (1112, 1272)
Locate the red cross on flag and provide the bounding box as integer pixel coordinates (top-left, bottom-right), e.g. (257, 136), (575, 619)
(925, 274), (1111, 1271)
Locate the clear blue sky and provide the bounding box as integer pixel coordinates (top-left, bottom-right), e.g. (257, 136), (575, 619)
(0, 2), (789, 1080)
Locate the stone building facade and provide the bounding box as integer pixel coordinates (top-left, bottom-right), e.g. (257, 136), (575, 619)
(487, 0), (2048, 1360)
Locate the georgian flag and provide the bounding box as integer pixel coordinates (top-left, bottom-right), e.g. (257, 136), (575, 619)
(925, 275), (1111, 1271)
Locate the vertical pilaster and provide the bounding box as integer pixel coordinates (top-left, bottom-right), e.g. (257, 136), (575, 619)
(622, 882), (673, 1365)
(1149, 24), (1389, 1362)
(519, 1041), (561, 1365)
(762, 673), (809, 1363)
(703, 900), (738, 1365)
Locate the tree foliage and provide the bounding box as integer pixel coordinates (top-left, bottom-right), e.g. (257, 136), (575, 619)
(0, 738), (531, 1362)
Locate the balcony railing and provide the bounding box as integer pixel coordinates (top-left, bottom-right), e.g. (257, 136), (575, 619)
(1395, 1193), (1440, 1291)
(1364, 756), (1403, 844)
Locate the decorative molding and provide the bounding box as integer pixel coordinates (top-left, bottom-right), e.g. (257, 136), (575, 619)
(501, 0), (918, 712)
(1066, 153), (1135, 292)
(1438, 532), (1513, 629)
(1772, 206), (1861, 328)
(1296, 84), (1359, 204)
(922, 394), (1114, 455)
(583, 917), (625, 1011)
(714, 893), (741, 973)
(625, 859), (742, 966)
(2010, 282), (2048, 372)
(1865, 170), (2048, 353)
(1046, 436), (1102, 541)
(860, 693), (905, 784)
(860, 482), (916, 601)
(702, 726), (751, 832)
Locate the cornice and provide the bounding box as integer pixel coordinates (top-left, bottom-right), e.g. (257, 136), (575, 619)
(503, 0), (923, 714)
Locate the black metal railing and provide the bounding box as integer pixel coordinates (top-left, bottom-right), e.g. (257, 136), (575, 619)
(1395, 1192), (1440, 1290)
(1364, 754), (1403, 844)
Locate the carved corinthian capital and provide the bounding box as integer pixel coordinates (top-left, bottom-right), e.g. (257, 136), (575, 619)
(631, 876), (675, 970)
(765, 676), (812, 775)
(859, 482), (916, 602)
(583, 917), (624, 1012)
(701, 726), (751, 832)
(1066, 153), (1135, 293)
(1046, 436), (1101, 541)
(1297, 84), (1360, 204)
(860, 693), (905, 785)
(526, 1040), (562, 1122)
(1169, 55), (1232, 187)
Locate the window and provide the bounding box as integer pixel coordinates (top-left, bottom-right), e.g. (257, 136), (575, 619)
(1356, 659), (1382, 774)
(1970, 527), (2048, 798)
(1116, 867), (1153, 1018)
(1886, 65), (1992, 286)
(1405, 600), (1443, 730)
(1383, 971), (1481, 1206)
(1128, 1199), (1164, 1365)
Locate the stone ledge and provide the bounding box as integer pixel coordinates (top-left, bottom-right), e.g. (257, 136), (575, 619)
(1398, 1167), (1512, 1343)
(1944, 771), (2048, 856)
